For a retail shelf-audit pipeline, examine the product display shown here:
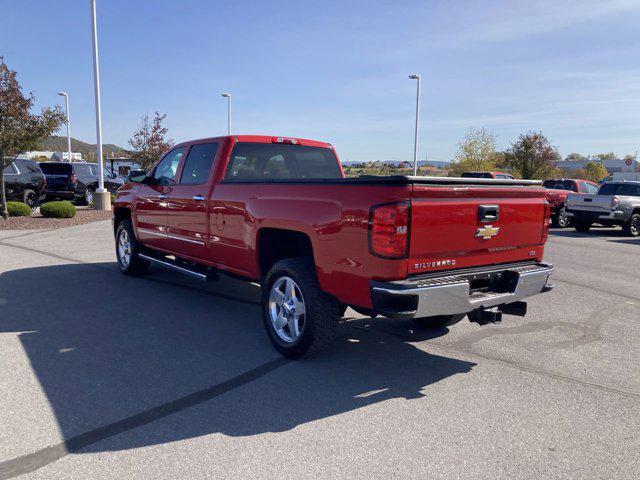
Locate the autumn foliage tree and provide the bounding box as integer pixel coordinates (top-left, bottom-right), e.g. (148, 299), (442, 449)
(583, 161), (609, 183)
(128, 112), (174, 170)
(502, 132), (560, 179)
(0, 57), (64, 219)
(449, 128), (498, 175)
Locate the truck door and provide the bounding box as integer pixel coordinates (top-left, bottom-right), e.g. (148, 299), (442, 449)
(165, 142), (219, 260)
(134, 147), (185, 249)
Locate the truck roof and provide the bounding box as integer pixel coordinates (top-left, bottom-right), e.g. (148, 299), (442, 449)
(173, 135), (333, 149)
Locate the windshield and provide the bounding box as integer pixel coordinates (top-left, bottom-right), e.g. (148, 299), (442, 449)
(224, 143), (342, 181)
(543, 180), (577, 191)
(39, 163), (73, 175)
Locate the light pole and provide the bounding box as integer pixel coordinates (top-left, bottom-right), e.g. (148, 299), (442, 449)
(90, 0), (109, 210)
(409, 74), (421, 176)
(57, 92), (72, 162)
(221, 92), (231, 135)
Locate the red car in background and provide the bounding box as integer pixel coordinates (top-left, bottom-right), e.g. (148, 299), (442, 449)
(542, 179), (599, 227)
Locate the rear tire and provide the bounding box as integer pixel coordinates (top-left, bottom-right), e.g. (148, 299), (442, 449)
(623, 213), (640, 237)
(574, 219), (592, 233)
(115, 219), (149, 276)
(23, 189), (38, 211)
(85, 188), (95, 205)
(553, 207), (570, 228)
(412, 314), (466, 329)
(262, 258), (340, 358)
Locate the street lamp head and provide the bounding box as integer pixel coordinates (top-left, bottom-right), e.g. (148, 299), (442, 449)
(221, 92), (231, 98)
(408, 74), (421, 80)
(57, 91), (68, 96)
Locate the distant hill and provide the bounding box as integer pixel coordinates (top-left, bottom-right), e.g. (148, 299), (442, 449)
(37, 136), (130, 159)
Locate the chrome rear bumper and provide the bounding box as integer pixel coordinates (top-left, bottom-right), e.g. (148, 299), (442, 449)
(371, 262), (554, 319)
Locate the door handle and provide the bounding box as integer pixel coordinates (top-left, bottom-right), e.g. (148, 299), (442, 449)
(192, 195), (205, 201)
(158, 194), (167, 199)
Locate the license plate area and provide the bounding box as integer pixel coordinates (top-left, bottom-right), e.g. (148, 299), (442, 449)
(467, 270), (519, 295)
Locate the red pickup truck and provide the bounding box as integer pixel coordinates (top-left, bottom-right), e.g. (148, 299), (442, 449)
(113, 135), (554, 358)
(542, 179), (599, 227)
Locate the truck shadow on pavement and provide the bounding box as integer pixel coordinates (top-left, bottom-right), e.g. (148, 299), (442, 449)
(0, 262), (474, 457)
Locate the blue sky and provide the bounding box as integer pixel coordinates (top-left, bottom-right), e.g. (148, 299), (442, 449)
(1, 0), (639, 162)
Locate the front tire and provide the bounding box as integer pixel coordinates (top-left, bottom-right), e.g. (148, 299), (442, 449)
(574, 219), (592, 233)
(115, 219), (149, 276)
(623, 213), (640, 237)
(412, 314), (466, 329)
(262, 258), (340, 358)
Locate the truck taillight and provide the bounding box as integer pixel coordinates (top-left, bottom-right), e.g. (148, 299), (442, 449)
(541, 202), (551, 244)
(369, 202), (410, 259)
(611, 197), (620, 210)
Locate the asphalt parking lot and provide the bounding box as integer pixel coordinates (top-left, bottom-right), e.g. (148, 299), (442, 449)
(0, 221), (639, 479)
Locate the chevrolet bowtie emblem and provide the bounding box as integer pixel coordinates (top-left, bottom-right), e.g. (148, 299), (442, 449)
(476, 225), (500, 240)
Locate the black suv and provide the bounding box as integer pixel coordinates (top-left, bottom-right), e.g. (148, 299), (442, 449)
(2, 158), (47, 210)
(40, 162), (124, 204)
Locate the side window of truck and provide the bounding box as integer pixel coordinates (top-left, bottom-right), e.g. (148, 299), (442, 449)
(180, 143), (219, 184)
(584, 182), (598, 194)
(153, 147), (185, 185)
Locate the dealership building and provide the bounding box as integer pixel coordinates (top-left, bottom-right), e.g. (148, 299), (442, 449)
(557, 157), (639, 173)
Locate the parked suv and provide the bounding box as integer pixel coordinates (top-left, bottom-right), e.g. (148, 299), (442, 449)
(566, 181), (640, 236)
(2, 158), (47, 210)
(40, 162), (124, 204)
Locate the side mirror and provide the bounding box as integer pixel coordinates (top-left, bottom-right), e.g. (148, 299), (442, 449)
(128, 170), (147, 183)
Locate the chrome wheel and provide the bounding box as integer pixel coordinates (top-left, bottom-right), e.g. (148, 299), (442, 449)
(85, 189), (94, 205)
(631, 216), (640, 236)
(557, 208), (569, 228)
(268, 276), (306, 343)
(117, 228), (131, 268)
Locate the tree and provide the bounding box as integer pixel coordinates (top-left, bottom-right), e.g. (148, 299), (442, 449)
(572, 168), (587, 179)
(594, 152), (617, 161)
(502, 131), (559, 179)
(128, 112), (173, 170)
(449, 128), (497, 175)
(583, 161), (609, 182)
(0, 57), (64, 219)
(565, 153), (586, 162)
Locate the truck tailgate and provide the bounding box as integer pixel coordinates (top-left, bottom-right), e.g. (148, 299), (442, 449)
(566, 194), (611, 213)
(409, 186), (546, 274)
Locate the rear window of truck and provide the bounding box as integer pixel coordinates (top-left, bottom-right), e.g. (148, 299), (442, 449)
(39, 163), (73, 175)
(461, 172), (492, 178)
(543, 180), (577, 191)
(598, 183), (640, 196)
(224, 143), (341, 181)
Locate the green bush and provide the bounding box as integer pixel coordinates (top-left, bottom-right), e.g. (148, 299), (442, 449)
(5, 201), (32, 217)
(40, 201), (77, 218)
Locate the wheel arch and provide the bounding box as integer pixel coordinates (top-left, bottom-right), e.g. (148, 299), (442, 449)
(256, 228), (315, 279)
(113, 207), (132, 234)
